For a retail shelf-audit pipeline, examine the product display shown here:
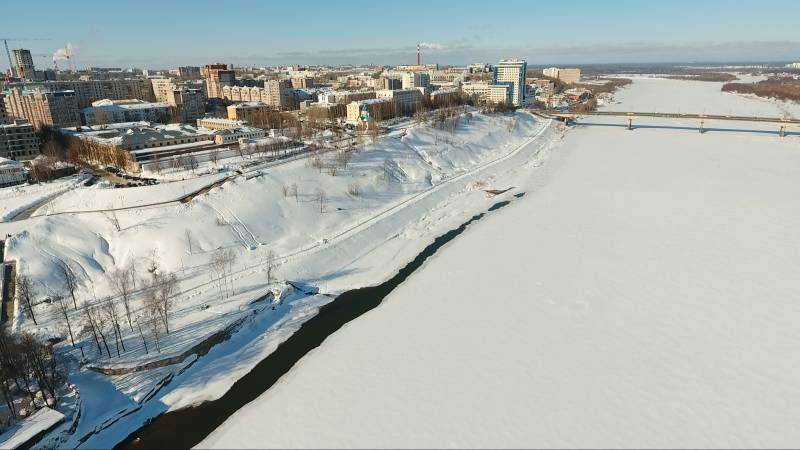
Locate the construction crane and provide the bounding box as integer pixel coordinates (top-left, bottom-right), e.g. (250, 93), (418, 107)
(0, 38), (52, 76)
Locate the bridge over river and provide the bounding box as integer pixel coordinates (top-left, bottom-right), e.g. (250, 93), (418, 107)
(531, 110), (799, 136)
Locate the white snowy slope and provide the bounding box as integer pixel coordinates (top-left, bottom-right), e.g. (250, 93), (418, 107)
(201, 79), (800, 449)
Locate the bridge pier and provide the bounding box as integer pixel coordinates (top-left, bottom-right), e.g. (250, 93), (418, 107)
(700, 120), (705, 134)
(627, 118), (633, 131)
(780, 125), (786, 138)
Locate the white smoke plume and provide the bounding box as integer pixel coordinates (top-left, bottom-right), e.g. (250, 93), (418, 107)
(419, 42), (449, 51)
(53, 43), (77, 62)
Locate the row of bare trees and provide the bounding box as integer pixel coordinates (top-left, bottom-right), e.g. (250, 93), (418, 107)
(38, 129), (135, 172)
(17, 254), (181, 361)
(0, 329), (62, 419)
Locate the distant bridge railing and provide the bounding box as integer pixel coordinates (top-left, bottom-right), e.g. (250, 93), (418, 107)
(529, 109), (798, 136)
(530, 110), (800, 125)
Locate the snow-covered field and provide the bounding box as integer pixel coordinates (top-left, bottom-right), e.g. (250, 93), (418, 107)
(0, 110), (563, 448)
(201, 78), (800, 448)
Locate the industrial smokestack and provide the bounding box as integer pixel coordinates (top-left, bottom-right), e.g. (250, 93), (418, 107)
(53, 43), (77, 72)
(417, 44), (421, 66)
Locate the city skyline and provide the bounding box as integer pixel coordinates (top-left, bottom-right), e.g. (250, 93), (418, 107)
(2, 0), (799, 69)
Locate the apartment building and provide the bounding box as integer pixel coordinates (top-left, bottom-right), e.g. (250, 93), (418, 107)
(264, 80), (296, 110)
(430, 88), (462, 107)
(402, 72), (431, 90)
(334, 90), (377, 104)
(13, 49), (36, 81)
(212, 126), (267, 145)
(227, 102), (272, 123)
(461, 83), (511, 105)
(377, 77), (402, 90)
(1, 96), (38, 161)
(0, 95), (7, 124)
(347, 98), (395, 122)
(169, 87), (205, 123)
(222, 81), (296, 110)
(376, 88), (423, 116)
(197, 117), (249, 130)
(178, 66), (202, 79)
(304, 102), (347, 120)
(0, 121), (39, 161)
(494, 59), (528, 106)
(203, 64), (236, 99)
(468, 63), (492, 74)
(5, 80), (156, 108)
(291, 77), (315, 89)
(543, 67), (581, 84)
(3, 88), (81, 129)
(81, 99), (172, 125)
(151, 78), (176, 103)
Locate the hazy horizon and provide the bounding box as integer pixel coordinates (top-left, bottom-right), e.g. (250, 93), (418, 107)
(2, 0), (799, 70)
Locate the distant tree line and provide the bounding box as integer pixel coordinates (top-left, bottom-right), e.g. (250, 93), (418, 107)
(722, 77), (800, 102)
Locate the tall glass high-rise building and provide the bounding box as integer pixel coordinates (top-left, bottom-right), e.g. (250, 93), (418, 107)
(493, 59), (528, 106)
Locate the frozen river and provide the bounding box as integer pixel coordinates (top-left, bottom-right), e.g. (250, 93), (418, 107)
(604, 75), (800, 118)
(200, 78), (800, 448)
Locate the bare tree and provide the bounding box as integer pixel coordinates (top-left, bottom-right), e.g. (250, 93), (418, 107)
(310, 156), (324, 173)
(155, 273), (178, 334)
(86, 306), (112, 358)
(103, 211), (121, 232)
(16, 275), (38, 325)
(57, 261), (80, 310)
(102, 300), (125, 356)
(336, 150), (352, 170)
(54, 294), (76, 348)
(111, 270), (134, 331)
(315, 188), (328, 214)
(209, 147), (221, 168)
(80, 307), (102, 354)
(188, 155), (199, 174)
(211, 249), (235, 299)
(265, 250), (277, 284)
(147, 249), (160, 277)
(127, 257), (139, 291)
(281, 184), (291, 198)
(382, 159), (394, 183)
(211, 250), (228, 299)
(145, 303), (162, 354)
(185, 229), (195, 255)
(19, 334), (59, 402)
(135, 317), (149, 355)
(291, 183), (299, 203)
(347, 183), (362, 198)
(178, 154), (192, 173)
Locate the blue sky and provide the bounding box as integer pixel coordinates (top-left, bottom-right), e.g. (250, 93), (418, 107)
(3, 0), (799, 69)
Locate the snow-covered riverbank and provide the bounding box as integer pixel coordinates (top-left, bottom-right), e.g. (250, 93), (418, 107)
(201, 78), (800, 448)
